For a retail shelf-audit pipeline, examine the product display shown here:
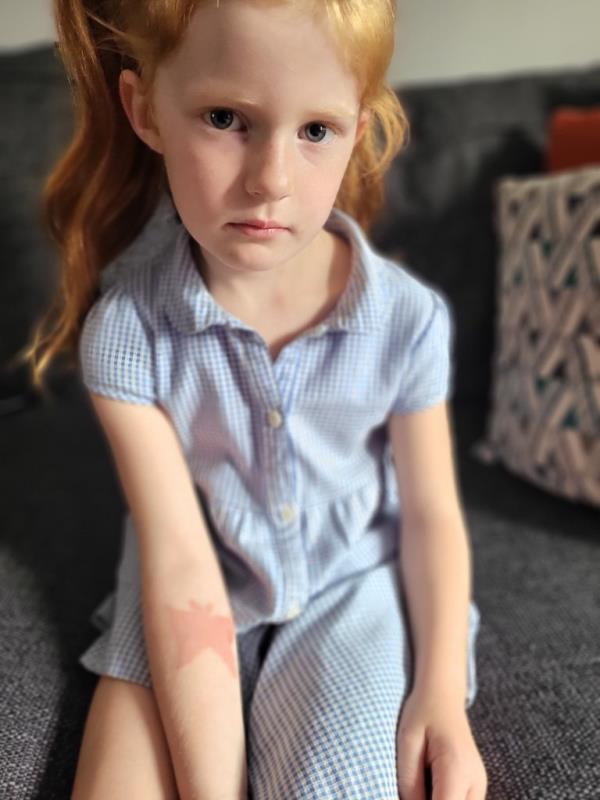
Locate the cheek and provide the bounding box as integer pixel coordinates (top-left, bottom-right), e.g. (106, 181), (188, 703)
(160, 121), (238, 181)
(301, 153), (352, 201)
(163, 148), (234, 214)
(165, 141), (221, 181)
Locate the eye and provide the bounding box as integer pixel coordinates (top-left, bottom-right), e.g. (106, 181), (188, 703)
(203, 108), (244, 131)
(303, 121), (336, 145)
(202, 107), (337, 144)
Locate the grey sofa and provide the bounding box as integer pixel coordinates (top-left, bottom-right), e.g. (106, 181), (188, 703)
(1, 45), (599, 799)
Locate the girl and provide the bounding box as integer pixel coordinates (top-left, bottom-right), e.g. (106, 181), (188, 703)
(26, 1), (486, 798)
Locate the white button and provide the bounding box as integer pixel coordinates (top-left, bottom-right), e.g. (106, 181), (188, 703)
(286, 601), (302, 619)
(315, 324), (328, 336)
(267, 408), (283, 428)
(280, 503), (297, 523)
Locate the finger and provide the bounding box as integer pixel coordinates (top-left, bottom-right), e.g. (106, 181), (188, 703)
(431, 753), (469, 800)
(396, 734), (427, 800)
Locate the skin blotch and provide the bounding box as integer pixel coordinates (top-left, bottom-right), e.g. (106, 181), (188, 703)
(166, 600), (237, 678)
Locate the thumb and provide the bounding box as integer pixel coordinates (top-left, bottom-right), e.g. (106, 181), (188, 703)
(396, 730), (427, 800)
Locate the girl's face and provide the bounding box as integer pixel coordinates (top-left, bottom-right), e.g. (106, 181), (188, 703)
(120, 0), (370, 291)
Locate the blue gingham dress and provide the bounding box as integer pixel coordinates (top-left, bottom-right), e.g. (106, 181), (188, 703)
(78, 191), (481, 799)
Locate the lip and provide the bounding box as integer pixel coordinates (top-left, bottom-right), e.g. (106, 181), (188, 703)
(233, 218), (287, 229)
(228, 223), (289, 239)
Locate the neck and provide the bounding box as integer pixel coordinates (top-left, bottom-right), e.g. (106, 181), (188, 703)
(191, 228), (338, 313)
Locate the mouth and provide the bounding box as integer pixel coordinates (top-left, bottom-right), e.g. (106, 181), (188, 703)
(231, 219), (288, 230)
(227, 222), (289, 238)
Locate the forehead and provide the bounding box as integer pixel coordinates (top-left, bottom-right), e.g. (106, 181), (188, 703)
(155, 1), (360, 108)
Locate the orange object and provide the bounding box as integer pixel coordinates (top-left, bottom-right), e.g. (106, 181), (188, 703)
(545, 106), (600, 173)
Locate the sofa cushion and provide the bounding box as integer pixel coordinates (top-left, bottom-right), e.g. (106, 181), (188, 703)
(472, 165), (600, 508)
(545, 107), (600, 172)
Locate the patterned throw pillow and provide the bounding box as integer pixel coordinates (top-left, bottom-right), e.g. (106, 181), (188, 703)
(471, 165), (600, 508)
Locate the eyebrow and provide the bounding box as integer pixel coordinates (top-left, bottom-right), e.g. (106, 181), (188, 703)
(186, 88), (356, 121)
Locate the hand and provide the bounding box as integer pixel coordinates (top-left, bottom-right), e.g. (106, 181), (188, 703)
(395, 687), (487, 800)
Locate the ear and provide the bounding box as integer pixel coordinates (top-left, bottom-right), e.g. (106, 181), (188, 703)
(119, 69), (164, 155)
(354, 108), (371, 145)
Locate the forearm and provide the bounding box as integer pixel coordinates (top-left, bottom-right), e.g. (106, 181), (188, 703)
(141, 550), (248, 800)
(399, 513), (473, 700)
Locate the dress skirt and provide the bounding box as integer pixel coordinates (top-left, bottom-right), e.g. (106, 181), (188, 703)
(79, 556), (480, 799)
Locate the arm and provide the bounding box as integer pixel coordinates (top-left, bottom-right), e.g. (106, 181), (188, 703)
(89, 393), (247, 800)
(388, 400), (472, 699)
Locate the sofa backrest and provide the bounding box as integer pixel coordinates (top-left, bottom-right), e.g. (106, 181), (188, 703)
(370, 63), (600, 407)
(0, 46), (73, 391)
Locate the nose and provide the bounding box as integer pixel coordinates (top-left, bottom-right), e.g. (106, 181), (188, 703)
(244, 135), (292, 200)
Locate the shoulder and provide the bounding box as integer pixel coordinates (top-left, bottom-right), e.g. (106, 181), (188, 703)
(331, 208), (449, 342)
(81, 280), (154, 349)
(78, 212), (182, 404)
(99, 243), (177, 321)
(94, 191), (183, 329)
(372, 256), (455, 414)
(372, 252), (453, 348)
(79, 278), (159, 404)
(93, 262), (164, 336)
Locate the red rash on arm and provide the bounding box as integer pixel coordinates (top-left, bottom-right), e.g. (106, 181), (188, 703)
(166, 600), (237, 678)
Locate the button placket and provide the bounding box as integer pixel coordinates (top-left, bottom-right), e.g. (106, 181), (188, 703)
(257, 343), (303, 534)
(251, 345), (291, 522)
(262, 386), (296, 530)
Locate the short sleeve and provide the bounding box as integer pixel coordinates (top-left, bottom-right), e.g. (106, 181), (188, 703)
(78, 285), (157, 405)
(390, 288), (454, 414)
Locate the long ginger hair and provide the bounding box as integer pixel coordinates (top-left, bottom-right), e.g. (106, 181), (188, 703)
(22, 0), (409, 395)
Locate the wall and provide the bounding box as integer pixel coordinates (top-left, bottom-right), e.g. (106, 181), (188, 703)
(391, 0), (600, 86)
(1, 0), (598, 87)
(0, 0), (55, 53)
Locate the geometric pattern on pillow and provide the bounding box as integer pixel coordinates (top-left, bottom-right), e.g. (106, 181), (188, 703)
(471, 165), (600, 509)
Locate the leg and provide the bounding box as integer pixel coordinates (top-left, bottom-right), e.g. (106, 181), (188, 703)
(71, 675), (178, 800)
(247, 561), (408, 799)
(246, 560), (480, 799)
(237, 623), (278, 740)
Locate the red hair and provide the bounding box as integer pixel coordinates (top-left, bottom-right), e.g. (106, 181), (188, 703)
(22, 0), (409, 394)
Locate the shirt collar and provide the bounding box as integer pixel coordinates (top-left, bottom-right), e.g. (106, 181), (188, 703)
(158, 194), (386, 336)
